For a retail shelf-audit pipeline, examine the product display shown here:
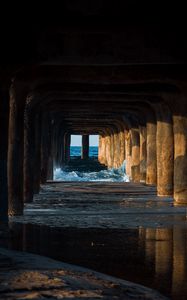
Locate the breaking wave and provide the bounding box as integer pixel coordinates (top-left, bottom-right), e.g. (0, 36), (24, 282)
(54, 161), (129, 182)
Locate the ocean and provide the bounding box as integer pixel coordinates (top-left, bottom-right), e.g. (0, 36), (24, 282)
(70, 146), (98, 157)
(54, 146), (129, 182)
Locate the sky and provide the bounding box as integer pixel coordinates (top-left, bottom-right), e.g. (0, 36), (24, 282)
(71, 135), (99, 146)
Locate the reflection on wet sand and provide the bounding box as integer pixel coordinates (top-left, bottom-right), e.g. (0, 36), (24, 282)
(6, 223), (187, 300)
(172, 225), (187, 299)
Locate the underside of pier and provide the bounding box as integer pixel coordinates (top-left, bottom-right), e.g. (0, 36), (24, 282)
(0, 2), (187, 299)
(1, 20), (186, 218)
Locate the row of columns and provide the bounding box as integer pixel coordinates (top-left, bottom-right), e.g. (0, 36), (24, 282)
(8, 98), (90, 216)
(98, 127), (126, 169)
(98, 103), (186, 203)
(0, 83), (187, 220)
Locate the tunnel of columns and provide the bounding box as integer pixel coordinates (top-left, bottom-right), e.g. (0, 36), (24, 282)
(0, 5), (187, 223)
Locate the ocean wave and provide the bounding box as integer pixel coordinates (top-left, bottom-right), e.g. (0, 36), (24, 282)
(70, 146), (98, 157)
(54, 161), (129, 182)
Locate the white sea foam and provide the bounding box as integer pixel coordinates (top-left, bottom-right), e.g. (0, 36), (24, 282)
(54, 160), (129, 182)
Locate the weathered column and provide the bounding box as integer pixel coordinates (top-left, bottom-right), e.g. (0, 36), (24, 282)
(98, 135), (103, 163)
(59, 131), (65, 167)
(131, 127), (140, 182)
(41, 113), (51, 184)
(105, 131), (112, 168)
(173, 98), (187, 203)
(23, 98), (35, 203)
(51, 120), (59, 169)
(146, 111), (157, 185)
(112, 131), (117, 168)
(98, 135), (106, 165)
(55, 124), (65, 168)
(104, 134), (109, 167)
(46, 118), (54, 180)
(47, 156), (53, 180)
(116, 130), (121, 168)
(156, 103), (174, 196)
(119, 130), (125, 167)
(113, 128), (121, 168)
(81, 135), (89, 159)
(109, 130), (114, 168)
(33, 112), (42, 194)
(125, 130), (132, 178)
(8, 84), (26, 216)
(139, 124), (147, 183)
(0, 88), (9, 222)
(64, 133), (71, 163)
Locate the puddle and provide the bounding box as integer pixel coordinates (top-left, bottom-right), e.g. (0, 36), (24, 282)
(3, 223), (187, 300)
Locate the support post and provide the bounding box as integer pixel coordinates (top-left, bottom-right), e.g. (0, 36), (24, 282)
(8, 84), (26, 216)
(64, 133), (71, 163)
(146, 112), (157, 185)
(131, 127), (140, 182)
(173, 98), (187, 203)
(156, 103), (174, 196)
(33, 112), (42, 194)
(23, 100), (35, 203)
(139, 124), (147, 183)
(41, 113), (51, 184)
(0, 88), (9, 222)
(81, 135), (89, 159)
(125, 130), (132, 178)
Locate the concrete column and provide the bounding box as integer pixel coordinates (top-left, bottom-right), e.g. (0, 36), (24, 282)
(117, 131), (122, 168)
(131, 127), (140, 182)
(104, 135), (108, 166)
(156, 104), (174, 196)
(52, 121), (59, 169)
(81, 135), (89, 159)
(106, 133), (112, 168)
(98, 135), (106, 165)
(0, 88), (9, 222)
(173, 101), (187, 203)
(33, 113), (42, 194)
(23, 101), (35, 203)
(46, 118), (53, 181)
(64, 133), (71, 163)
(113, 131), (117, 168)
(119, 130), (125, 166)
(113, 129), (121, 168)
(59, 131), (65, 167)
(41, 113), (51, 184)
(125, 130), (132, 178)
(104, 134), (110, 167)
(110, 131), (115, 168)
(55, 126), (65, 168)
(139, 125), (147, 182)
(8, 85), (25, 216)
(146, 112), (157, 185)
(98, 135), (102, 163)
(47, 155), (53, 180)
(54, 127), (59, 169)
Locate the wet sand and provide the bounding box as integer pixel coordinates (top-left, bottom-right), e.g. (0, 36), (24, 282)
(0, 247), (168, 299)
(3, 182), (187, 299)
